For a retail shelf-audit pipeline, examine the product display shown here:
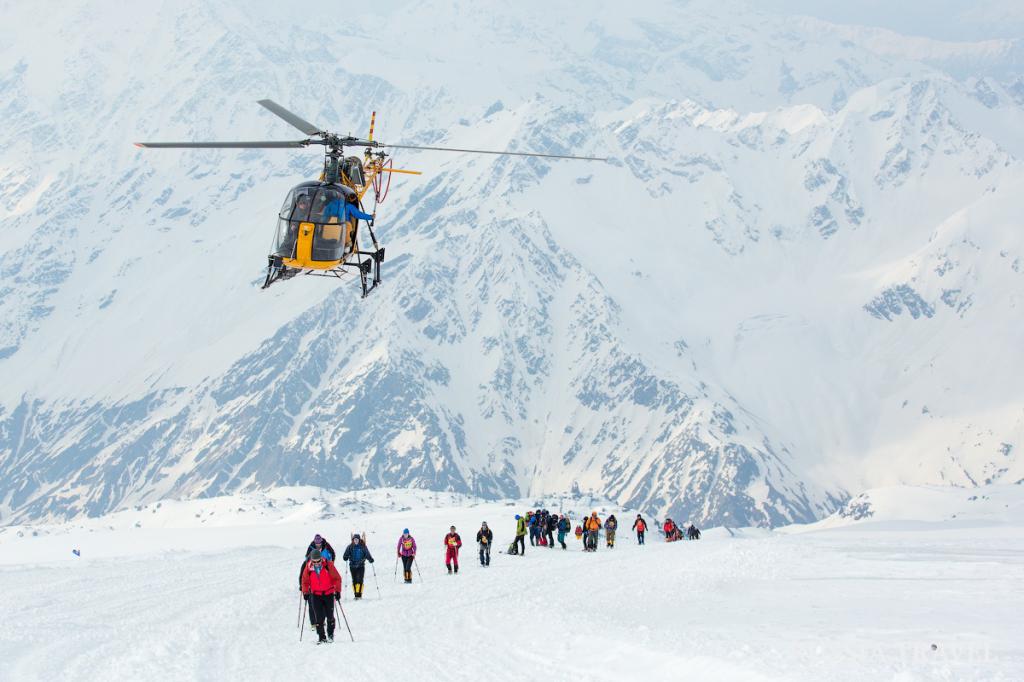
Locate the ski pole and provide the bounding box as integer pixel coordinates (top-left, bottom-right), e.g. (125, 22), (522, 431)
(297, 592), (303, 629)
(299, 597), (307, 642)
(335, 598), (355, 642)
(370, 561), (382, 599)
(414, 556), (423, 582)
(393, 555), (399, 583)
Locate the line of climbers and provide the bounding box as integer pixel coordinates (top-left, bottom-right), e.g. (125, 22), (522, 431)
(297, 514), (702, 643)
(507, 508), (701, 554)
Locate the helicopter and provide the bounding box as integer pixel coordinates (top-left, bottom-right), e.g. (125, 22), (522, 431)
(135, 100), (606, 297)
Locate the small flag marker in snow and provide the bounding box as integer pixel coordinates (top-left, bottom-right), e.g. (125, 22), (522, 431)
(72, 549), (81, 557)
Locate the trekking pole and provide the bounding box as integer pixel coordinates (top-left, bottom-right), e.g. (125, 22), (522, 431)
(335, 598), (355, 642)
(393, 555), (399, 583)
(297, 592), (303, 629)
(299, 597), (307, 642)
(370, 561), (382, 599)
(414, 556), (423, 582)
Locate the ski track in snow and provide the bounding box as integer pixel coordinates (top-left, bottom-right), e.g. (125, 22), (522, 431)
(1, 505), (1022, 681)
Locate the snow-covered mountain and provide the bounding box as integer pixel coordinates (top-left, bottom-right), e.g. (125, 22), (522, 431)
(1, 0), (1022, 527)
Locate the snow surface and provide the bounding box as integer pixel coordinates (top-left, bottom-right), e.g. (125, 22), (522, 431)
(1, 487), (1022, 681)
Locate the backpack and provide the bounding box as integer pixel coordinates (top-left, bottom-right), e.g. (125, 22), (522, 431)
(507, 541), (518, 555)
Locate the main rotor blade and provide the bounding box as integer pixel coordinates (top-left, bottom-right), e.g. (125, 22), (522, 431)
(257, 99), (323, 136)
(134, 140), (310, 149)
(377, 142), (607, 162)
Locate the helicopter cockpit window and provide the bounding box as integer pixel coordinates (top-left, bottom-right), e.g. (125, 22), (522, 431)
(273, 188), (314, 258)
(290, 188), (313, 220)
(272, 218), (298, 258)
(309, 189), (334, 225)
(310, 188), (349, 261)
(311, 223), (347, 262)
(279, 190), (295, 219)
(282, 189), (313, 222)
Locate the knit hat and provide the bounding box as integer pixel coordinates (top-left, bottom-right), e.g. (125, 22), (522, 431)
(403, 528), (409, 535)
(313, 534), (323, 544)
(309, 549), (322, 561)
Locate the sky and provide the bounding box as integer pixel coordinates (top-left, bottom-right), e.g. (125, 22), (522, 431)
(762, 0), (1024, 41)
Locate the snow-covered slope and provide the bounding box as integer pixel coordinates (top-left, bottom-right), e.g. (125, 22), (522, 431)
(1, 491), (1022, 681)
(794, 482), (1024, 531)
(1, 0), (1023, 526)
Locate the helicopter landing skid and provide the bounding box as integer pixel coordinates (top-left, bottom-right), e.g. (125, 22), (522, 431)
(260, 249), (384, 297)
(261, 256), (299, 289)
(354, 247), (385, 298)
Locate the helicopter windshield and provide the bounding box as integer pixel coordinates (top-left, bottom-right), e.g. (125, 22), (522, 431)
(271, 218), (297, 258)
(309, 187), (356, 224)
(279, 188), (315, 222)
(273, 188), (313, 257)
(272, 185), (358, 262)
